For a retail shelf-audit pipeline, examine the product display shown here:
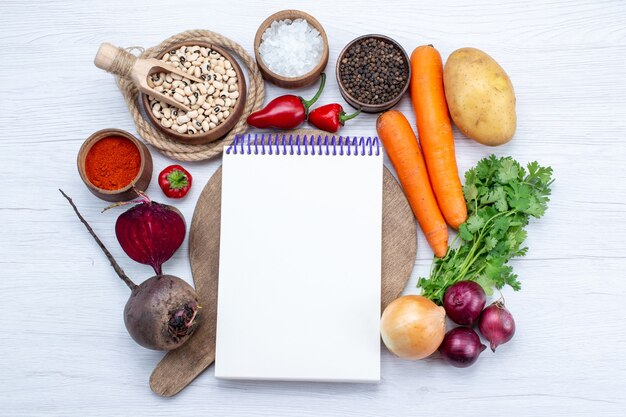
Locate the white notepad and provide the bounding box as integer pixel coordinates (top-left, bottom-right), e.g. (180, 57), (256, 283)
(215, 134), (383, 382)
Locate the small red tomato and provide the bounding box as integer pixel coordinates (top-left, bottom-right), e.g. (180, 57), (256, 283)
(158, 165), (192, 199)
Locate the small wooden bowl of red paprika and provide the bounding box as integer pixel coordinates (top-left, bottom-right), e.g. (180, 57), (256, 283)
(77, 129), (153, 202)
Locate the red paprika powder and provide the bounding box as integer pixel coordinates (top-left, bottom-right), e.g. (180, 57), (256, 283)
(85, 136), (141, 190)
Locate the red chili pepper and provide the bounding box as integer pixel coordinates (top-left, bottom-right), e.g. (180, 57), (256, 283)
(158, 165), (192, 199)
(308, 103), (361, 133)
(247, 73), (326, 129)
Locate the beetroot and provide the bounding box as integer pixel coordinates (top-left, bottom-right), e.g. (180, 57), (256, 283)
(124, 275), (198, 350)
(112, 193), (186, 275)
(60, 190), (200, 351)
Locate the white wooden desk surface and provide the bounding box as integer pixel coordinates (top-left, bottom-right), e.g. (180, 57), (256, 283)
(1, 0), (625, 415)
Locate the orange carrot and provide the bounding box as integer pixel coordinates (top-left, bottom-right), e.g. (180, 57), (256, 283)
(377, 110), (448, 258)
(410, 45), (467, 229)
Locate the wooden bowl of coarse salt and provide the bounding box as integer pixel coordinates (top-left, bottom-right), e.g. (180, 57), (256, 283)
(141, 41), (247, 145)
(254, 10), (329, 89)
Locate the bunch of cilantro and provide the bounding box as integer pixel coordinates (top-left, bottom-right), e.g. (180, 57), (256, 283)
(418, 155), (554, 305)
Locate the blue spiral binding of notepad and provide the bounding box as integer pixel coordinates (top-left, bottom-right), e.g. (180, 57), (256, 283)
(225, 134), (380, 156)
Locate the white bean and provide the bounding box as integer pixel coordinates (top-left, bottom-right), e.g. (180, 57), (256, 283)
(215, 98), (225, 106)
(173, 93), (185, 103)
(217, 112), (224, 121)
(227, 77), (237, 85)
(197, 114), (205, 122)
(209, 122), (216, 129)
(183, 86), (192, 96)
(197, 95), (206, 106)
(198, 84), (207, 94)
(213, 81), (224, 90)
(160, 119), (172, 128)
(177, 115), (190, 124)
(187, 110), (198, 118)
(171, 73), (182, 81)
(229, 91), (239, 99)
(177, 125), (188, 134)
(224, 60), (232, 69)
(162, 107), (171, 118)
(202, 120), (210, 131)
(224, 98), (232, 107)
(223, 110), (230, 118)
(165, 74), (173, 83)
(209, 114), (219, 124)
(226, 69), (237, 77)
(207, 85), (215, 95)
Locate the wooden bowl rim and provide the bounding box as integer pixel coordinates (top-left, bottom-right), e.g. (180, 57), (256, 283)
(254, 9), (329, 85)
(77, 128), (149, 195)
(335, 34), (411, 112)
(141, 41), (247, 145)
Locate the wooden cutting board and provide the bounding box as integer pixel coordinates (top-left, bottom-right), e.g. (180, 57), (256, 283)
(150, 151), (417, 396)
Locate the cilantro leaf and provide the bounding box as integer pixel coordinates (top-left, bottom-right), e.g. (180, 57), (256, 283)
(466, 214), (485, 233)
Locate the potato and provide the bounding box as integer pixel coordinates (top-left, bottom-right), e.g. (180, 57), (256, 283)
(443, 48), (516, 146)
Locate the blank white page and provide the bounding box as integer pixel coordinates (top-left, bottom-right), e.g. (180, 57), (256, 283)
(215, 136), (383, 382)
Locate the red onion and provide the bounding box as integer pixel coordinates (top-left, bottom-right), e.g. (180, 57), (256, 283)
(443, 281), (486, 325)
(439, 327), (486, 368)
(113, 193), (186, 275)
(479, 300), (516, 352)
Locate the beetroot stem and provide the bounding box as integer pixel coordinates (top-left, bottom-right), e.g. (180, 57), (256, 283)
(59, 189), (137, 291)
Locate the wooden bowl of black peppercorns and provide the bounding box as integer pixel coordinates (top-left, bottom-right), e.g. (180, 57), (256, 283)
(336, 35), (411, 113)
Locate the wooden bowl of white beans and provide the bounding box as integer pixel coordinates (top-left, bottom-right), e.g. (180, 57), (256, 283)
(141, 41), (247, 145)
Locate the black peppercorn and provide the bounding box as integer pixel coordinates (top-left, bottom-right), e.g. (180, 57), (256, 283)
(339, 37), (409, 105)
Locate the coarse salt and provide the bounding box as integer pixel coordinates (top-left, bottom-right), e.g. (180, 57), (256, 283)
(259, 18), (323, 78)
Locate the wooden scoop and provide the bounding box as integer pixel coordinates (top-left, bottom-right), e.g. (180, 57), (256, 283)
(94, 42), (203, 112)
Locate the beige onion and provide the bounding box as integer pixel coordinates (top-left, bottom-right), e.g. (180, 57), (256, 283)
(380, 295), (446, 360)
